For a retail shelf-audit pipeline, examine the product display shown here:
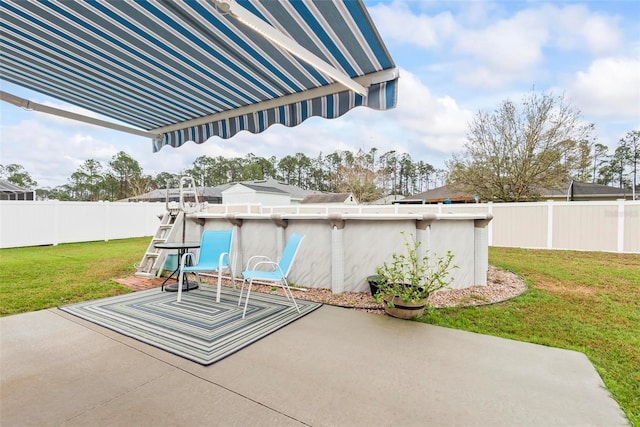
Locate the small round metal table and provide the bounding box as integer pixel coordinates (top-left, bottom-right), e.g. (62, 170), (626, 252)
(154, 241), (201, 292)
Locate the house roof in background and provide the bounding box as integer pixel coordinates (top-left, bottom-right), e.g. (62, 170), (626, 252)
(569, 181), (631, 197)
(0, 179), (31, 194)
(369, 194), (405, 205)
(397, 185), (474, 204)
(397, 181), (632, 204)
(225, 179), (321, 200)
(301, 193), (355, 204)
(226, 183), (287, 194)
(0, 179), (35, 200)
(123, 186), (224, 202)
(122, 178), (319, 202)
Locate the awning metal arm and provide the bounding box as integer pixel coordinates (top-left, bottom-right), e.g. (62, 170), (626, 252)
(214, 0), (368, 97)
(0, 91), (159, 139)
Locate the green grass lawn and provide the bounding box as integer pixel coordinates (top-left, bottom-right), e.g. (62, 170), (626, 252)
(1, 240), (638, 424)
(0, 238), (148, 315)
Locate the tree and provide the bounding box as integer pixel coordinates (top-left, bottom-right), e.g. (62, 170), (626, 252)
(415, 161), (435, 192)
(108, 151), (144, 199)
(185, 155), (220, 186)
(241, 153), (276, 181)
(152, 172), (180, 189)
(0, 163), (38, 189)
(324, 151), (342, 191)
(608, 143), (633, 191)
(294, 152), (312, 188)
(571, 139), (594, 182)
(618, 130), (639, 199)
(592, 143), (609, 183)
(68, 159), (103, 200)
(277, 155), (297, 184)
(378, 150), (398, 195)
(398, 153), (415, 195)
(447, 90), (595, 201)
(309, 153), (329, 192)
(47, 185), (74, 201)
(336, 149), (382, 202)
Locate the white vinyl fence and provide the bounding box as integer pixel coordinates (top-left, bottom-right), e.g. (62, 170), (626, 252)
(1, 199), (638, 253)
(0, 200), (165, 249)
(436, 200), (639, 253)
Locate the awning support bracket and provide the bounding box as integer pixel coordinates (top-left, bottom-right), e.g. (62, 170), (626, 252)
(0, 91), (159, 139)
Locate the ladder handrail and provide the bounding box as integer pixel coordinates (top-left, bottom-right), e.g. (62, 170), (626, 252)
(179, 176), (202, 213)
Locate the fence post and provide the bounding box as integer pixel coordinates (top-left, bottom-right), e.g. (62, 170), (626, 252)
(487, 202), (493, 246)
(53, 200), (60, 246)
(104, 201), (110, 242)
(329, 214), (345, 294)
(474, 217), (492, 285)
(617, 199), (625, 253)
(547, 200), (554, 249)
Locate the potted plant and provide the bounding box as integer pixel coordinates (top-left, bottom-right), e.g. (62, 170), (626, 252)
(373, 232), (457, 319)
(366, 274), (386, 296)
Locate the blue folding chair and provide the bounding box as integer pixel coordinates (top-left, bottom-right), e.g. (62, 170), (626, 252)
(177, 230), (234, 304)
(238, 233), (304, 319)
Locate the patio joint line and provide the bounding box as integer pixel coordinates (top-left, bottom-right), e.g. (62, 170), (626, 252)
(61, 372), (174, 424)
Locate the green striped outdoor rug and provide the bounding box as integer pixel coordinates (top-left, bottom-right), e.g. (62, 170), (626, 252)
(60, 285), (322, 366)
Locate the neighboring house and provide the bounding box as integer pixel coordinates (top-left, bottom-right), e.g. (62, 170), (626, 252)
(562, 181), (633, 201)
(122, 179), (321, 205)
(226, 179), (321, 204)
(0, 179), (35, 201)
(395, 181), (634, 204)
(395, 185), (476, 204)
(123, 187), (223, 204)
(222, 183), (290, 205)
(369, 194), (405, 205)
(301, 193), (358, 204)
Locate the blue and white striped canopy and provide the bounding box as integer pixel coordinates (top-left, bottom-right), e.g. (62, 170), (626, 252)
(0, 0), (398, 152)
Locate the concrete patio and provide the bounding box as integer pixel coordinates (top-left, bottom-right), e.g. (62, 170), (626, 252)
(0, 301), (629, 426)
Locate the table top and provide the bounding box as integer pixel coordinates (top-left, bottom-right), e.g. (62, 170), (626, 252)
(154, 241), (201, 250)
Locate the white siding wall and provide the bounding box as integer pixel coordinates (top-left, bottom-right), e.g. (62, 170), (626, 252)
(221, 185), (291, 205)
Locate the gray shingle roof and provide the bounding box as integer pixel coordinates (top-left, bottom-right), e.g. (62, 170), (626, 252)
(123, 179), (320, 202)
(229, 183), (287, 194)
(301, 193), (355, 204)
(0, 179), (30, 193)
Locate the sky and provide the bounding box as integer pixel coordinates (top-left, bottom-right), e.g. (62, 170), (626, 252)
(1, 0), (639, 189)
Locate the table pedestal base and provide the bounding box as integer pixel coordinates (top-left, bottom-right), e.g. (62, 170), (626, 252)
(164, 281), (199, 292)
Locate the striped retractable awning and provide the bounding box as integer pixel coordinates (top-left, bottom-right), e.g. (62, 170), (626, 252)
(0, 0), (398, 152)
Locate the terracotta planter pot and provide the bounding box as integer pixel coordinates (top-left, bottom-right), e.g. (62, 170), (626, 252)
(383, 296), (427, 319)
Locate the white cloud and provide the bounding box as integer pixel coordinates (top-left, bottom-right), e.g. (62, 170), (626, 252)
(1, 119), (81, 187)
(549, 4), (621, 54)
(455, 9), (548, 73)
(370, 2), (624, 89)
(382, 69), (473, 154)
(568, 56), (640, 118)
(368, 1), (456, 49)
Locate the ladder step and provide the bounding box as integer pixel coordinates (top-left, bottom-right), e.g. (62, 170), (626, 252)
(136, 208), (180, 279)
(134, 272), (157, 278)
